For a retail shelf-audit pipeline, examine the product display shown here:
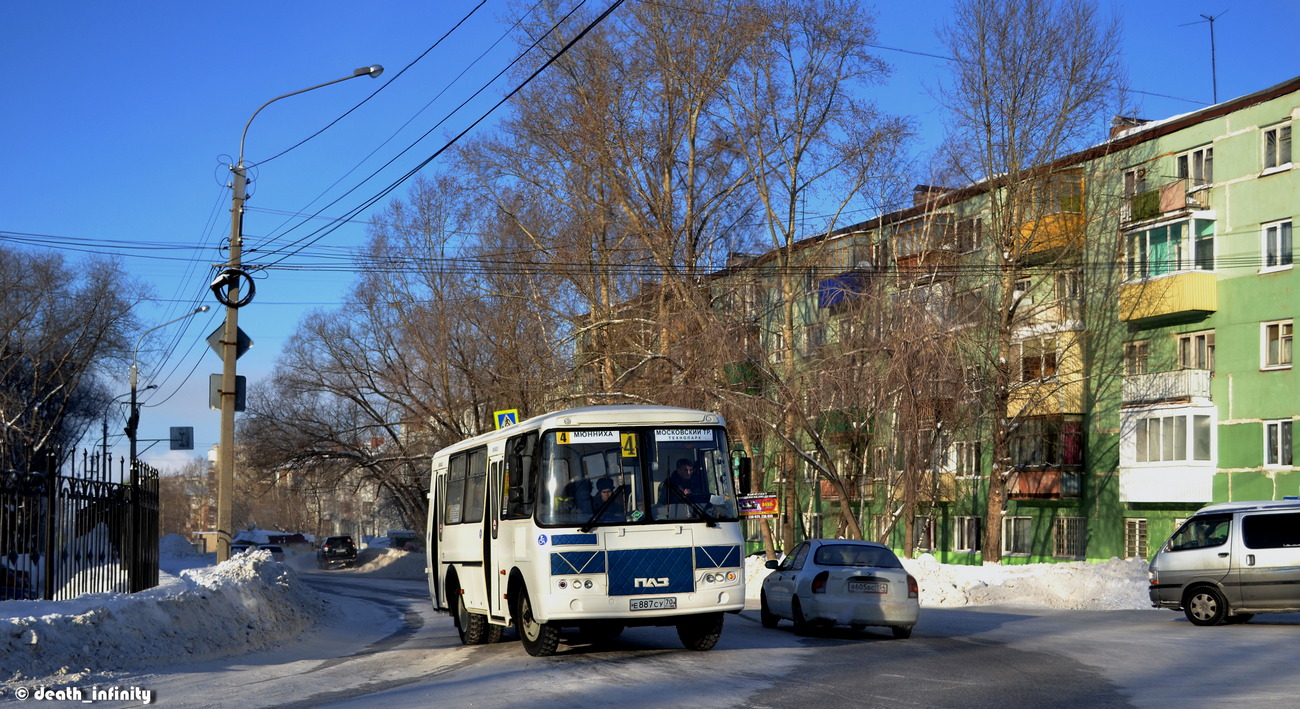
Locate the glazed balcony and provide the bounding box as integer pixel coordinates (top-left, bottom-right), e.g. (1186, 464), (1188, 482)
(1120, 271), (1217, 322)
(1118, 467), (1213, 503)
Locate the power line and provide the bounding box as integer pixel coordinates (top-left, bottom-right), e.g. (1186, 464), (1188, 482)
(252, 0), (607, 266)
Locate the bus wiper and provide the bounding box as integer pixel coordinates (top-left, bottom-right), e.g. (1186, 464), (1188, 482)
(667, 483), (718, 527)
(579, 484), (627, 533)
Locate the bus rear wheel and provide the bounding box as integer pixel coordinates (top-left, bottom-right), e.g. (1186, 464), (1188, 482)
(676, 612), (723, 651)
(516, 587), (560, 657)
(455, 589), (491, 645)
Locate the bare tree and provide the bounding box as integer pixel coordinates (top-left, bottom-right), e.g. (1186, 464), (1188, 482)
(461, 0), (764, 408)
(0, 247), (142, 468)
(717, 0), (911, 551)
(935, 0), (1127, 562)
(240, 173), (563, 532)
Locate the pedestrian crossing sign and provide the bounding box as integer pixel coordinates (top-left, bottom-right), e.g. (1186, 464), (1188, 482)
(495, 409), (519, 429)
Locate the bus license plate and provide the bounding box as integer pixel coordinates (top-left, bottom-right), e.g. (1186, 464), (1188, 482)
(848, 580), (887, 594)
(630, 597), (677, 611)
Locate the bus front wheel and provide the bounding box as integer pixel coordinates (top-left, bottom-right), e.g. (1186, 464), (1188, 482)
(676, 612), (723, 651)
(516, 587), (560, 656)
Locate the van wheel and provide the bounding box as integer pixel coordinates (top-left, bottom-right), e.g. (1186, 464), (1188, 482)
(1184, 587), (1228, 626)
(892, 625), (913, 639)
(676, 612), (724, 651)
(454, 588), (490, 644)
(516, 586), (560, 656)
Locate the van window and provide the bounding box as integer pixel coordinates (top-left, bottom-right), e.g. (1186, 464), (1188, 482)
(1167, 513), (1232, 551)
(1242, 512), (1300, 549)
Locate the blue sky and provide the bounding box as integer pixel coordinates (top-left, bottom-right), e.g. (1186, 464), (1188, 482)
(3, 1), (1297, 470)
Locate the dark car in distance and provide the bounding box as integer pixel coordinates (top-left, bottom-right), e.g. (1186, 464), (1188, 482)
(317, 535), (358, 569)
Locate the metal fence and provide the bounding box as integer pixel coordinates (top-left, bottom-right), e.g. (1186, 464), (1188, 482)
(1, 448), (159, 601)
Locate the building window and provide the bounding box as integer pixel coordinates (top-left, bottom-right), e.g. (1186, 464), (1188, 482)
(955, 216), (983, 252)
(1133, 413), (1213, 463)
(1263, 123), (1292, 170)
(1013, 277), (1032, 305)
(1053, 517), (1085, 559)
(1054, 269), (1083, 300)
(1262, 320), (1293, 369)
(801, 321), (825, 358)
(1177, 145), (1214, 187)
(1003, 516), (1032, 556)
(1176, 330), (1215, 371)
(1124, 340), (1149, 376)
(1019, 336), (1058, 382)
(1264, 419), (1293, 467)
(955, 441), (981, 478)
(912, 515), (935, 553)
(954, 516), (981, 552)
(1125, 518), (1149, 560)
(1122, 167), (1147, 222)
(1125, 218), (1215, 280)
(1010, 416), (1083, 469)
(1263, 220), (1293, 271)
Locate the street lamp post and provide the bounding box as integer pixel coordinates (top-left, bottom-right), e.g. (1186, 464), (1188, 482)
(125, 304), (209, 592)
(215, 65), (383, 563)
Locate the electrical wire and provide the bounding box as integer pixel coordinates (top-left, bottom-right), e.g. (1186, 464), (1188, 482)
(251, 0), (597, 264)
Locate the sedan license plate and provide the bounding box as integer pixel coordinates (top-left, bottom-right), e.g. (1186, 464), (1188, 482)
(630, 597), (677, 611)
(848, 579), (887, 594)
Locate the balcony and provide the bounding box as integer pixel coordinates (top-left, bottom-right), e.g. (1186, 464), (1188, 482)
(1118, 467), (1213, 503)
(1015, 171), (1084, 259)
(1016, 211), (1085, 257)
(1120, 271), (1217, 323)
(886, 471), (958, 503)
(1008, 469), (1082, 500)
(817, 270), (871, 310)
(1122, 369), (1212, 405)
(1124, 178), (1207, 224)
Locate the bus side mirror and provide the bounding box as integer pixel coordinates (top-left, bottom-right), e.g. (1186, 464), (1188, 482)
(736, 456), (752, 495)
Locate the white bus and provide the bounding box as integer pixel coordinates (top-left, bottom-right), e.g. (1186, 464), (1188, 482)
(426, 405), (747, 656)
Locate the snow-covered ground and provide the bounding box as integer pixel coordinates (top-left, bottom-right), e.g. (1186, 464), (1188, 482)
(1, 535), (1152, 687)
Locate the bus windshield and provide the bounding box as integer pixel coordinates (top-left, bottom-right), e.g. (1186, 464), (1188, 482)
(537, 426), (738, 527)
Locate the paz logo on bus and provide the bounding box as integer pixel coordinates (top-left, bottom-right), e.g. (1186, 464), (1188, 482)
(634, 577), (670, 588)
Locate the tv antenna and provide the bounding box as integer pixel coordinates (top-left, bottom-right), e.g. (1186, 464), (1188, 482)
(1181, 10), (1229, 103)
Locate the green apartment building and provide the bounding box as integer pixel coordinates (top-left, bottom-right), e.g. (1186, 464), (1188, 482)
(722, 76), (1298, 564)
(1115, 77), (1298, 559)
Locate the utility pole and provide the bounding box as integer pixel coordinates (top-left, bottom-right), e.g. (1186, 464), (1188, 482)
(213, 65), (384, 564)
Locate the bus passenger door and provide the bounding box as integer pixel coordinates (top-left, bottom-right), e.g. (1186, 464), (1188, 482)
(487, 457), (507, 618)
(429, 465), (446, 611)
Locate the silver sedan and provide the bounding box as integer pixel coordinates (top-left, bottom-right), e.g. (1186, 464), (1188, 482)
(760, 539), (919, 638)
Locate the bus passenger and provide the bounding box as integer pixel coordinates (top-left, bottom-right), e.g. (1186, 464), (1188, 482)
(594, 477), (624, 521)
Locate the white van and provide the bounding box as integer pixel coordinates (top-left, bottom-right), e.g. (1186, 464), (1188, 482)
(1148, 499), (1300, 625)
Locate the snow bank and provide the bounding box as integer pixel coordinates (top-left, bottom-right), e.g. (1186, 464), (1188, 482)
(744, 553), (1152, 611)
(346, 548), (427, 579)
(1, 535), (330, 683)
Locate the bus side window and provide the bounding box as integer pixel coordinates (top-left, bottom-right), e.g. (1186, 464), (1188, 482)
(445, 454), (467, 525)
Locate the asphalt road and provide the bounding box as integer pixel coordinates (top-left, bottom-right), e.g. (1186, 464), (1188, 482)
(109, 572), (1300, 708)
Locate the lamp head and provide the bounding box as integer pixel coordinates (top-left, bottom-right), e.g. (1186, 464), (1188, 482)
(355, 65), (384, 79)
